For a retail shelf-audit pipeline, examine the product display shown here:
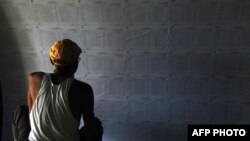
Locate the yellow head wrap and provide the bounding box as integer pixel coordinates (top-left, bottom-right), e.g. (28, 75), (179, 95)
(49, 39), (82, 66)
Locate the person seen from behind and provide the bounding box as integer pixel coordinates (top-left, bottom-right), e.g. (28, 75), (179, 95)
(12, 39), (103, 141)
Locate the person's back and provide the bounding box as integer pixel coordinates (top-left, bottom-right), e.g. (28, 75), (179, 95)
(27, 39), (98, 141)
(29, 73), (79, 141)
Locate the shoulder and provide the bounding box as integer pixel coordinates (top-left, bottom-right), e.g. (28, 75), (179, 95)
(28, 72), (46, 100)
(28, 72), (46, 84)
(71, 79), (93, 92)
(28, 72), (46, 79)
(69, 79), (94, 108)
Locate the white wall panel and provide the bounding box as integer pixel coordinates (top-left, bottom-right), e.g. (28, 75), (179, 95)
(169, 99), (208, 121)
(35, 27), (79, 52)
(21, 52), (40, 74)
(77, 2), (122, 25)
(218, 2), (242, 24)
(190, 53), (212, 75)
(168, 52), (190, 75)
(215, 26), (240, 51)
(125, 2), (169, 25)
(126, 52), (167, 75)
(125, 27), (168, 51)
(84, 75), (125, 99)
(80, 27), (123, 51)
(95, 99), (126, 120)
(125, 121), (167, 141)
(170, 3), (196, 25)
(168, 76), (209, 100)
(169, 26), (193, 50)
(208, 100), (234, 122)
(195, 3), (217, 24)
(82, 51), (124, 75)
(31, 3), (77, 25)
(231, 101), (250, 122)
(210, 76), (233, 100)
(214, 52), (237, 75)
(101, 120), (127, 141)
(231, 77), (250, 99)
(238, 27), (250, 50)
(32, 0), (78, 3)
(125, 76), (166, 98)
(191, 27), (215, 51)
(126, 98), (166, 121)
(38, 53), (54, 72)
(166, 121), (187, 141)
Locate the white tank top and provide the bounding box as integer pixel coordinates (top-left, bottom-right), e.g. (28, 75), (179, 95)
(29, 74), (80, 141)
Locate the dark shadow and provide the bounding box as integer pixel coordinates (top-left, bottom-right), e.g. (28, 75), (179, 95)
(0, 3), (26, 141)
(0, 82), (2, 140)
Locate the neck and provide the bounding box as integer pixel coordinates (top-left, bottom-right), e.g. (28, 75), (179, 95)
(51, 72), (74, 85)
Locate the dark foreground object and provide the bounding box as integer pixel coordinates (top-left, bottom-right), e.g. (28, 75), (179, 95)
(12, 105), (103, 141)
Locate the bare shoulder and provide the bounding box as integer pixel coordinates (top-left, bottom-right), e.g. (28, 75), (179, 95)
(28, 72), (46, 91)
(28, 72), (46, 102)
(70, 79), (94, 103)
(28, 71), (46, 82)
(71, 79), (93, 92)
(69, 79), (94, 109)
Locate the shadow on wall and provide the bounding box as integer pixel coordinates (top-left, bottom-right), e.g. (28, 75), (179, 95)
(0, 4), (26, 141)
(0, 83), (2, 141)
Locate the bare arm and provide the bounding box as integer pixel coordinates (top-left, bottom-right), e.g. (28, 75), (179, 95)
(27, 72), (45, 113)
(27, 87), (33, 113)
(82, 84), (96, 141)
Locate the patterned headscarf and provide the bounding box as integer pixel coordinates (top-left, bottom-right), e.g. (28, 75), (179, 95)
(49, 39), (82, 66)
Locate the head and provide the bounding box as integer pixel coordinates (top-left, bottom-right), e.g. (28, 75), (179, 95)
(49, 39), (82, 76)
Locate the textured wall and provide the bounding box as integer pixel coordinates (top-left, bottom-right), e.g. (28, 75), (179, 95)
(1, 0), (250, 141)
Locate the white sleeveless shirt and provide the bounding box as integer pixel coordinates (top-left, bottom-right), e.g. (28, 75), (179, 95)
(29, 74), (80, 141)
